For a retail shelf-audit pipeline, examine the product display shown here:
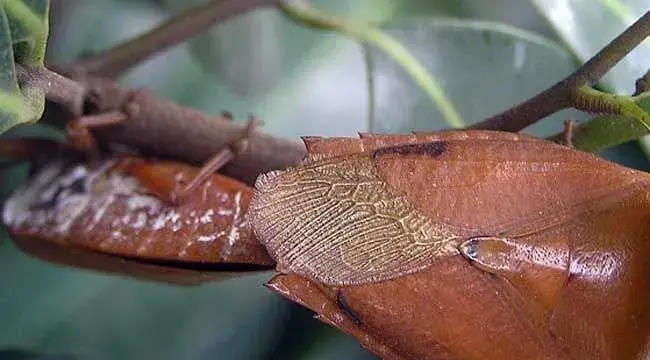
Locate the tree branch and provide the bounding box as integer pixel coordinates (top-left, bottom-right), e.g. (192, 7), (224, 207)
(469, 10), (650, 132)
(16, 65), (85, 116)
(19, 65), (305, 185)
(53, 0), (277, 78)
(90, 83), (306, 185)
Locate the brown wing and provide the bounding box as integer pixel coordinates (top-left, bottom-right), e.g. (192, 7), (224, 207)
(370, 132), (649, 235)
(253, 131), (650, 286)
(250, 154), (461, 286)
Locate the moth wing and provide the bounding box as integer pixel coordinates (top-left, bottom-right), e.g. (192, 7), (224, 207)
(301, 130), (533, 164)
(250, 154), (460, 286)
(255, 132), (650, 286)
(371, 134), (649, 235)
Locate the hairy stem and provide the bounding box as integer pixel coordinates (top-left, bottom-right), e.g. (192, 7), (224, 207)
(56, 0), (276, 78)
(470, 10), (650, 132)
(547, 90), (650, 152)
(573, 86), (650, 128)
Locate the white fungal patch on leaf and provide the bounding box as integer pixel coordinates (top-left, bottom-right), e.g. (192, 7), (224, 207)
(2, 158), (170, 240)
(132, 212), (147, 229)
(219, 190), (247, 258)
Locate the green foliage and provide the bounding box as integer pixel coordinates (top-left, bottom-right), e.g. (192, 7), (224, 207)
(0, 0), (49, 133)
(364, 18), (580, 135)
(280, 0), (465, 128)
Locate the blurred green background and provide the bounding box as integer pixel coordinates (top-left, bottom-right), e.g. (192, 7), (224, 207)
(1, 0), (649, 359)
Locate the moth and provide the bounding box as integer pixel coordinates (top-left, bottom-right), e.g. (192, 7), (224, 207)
(250, 131), (650, 359)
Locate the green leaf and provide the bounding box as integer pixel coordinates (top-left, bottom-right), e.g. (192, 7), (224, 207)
(640, 132), (650, 158)
(159, 0), (400, 101)
(296, 332), (378, 360)
(0, 244), (285, 360)
(151, 0), (401, 139)
(364, 18), (585, 135)
(187, 10), (283, 99)
(529, 0), (650, 155)
(0, 0), (49, 134)
(280, 0), (465, 128)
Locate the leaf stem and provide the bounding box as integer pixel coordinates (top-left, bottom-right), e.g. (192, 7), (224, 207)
(279, 0), (464, 128)
(362, 45), (375, 132)
(470, 10), (650, 132)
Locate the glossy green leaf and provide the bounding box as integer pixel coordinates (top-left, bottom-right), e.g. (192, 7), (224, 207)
(159, 0), (397, 100)
(0, 0), (49, 134)
(640, 134), (650, 157)
(529, 0), (650, 155)
(364, 19), (585, 135)
(188, 10), (283, 99)
(391, 0), (560, 46)
(297, 333), (378, 360)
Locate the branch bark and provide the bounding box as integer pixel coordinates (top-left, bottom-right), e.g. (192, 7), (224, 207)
(89, 82), (306, 185)
(19, 65), (305, 185)
(16, 65), (85, 116)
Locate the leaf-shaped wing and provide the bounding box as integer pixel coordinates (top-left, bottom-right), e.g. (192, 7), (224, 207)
(250, 153), (460, 286)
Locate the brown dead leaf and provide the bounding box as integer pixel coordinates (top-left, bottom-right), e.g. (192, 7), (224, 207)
(3, 156), (274, 285)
